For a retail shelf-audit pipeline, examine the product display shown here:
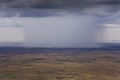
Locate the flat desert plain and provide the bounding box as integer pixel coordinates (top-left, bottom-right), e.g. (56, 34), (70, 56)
(0, 51), (120, 80)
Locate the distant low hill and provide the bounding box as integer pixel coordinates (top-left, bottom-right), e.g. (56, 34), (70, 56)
(0, 47), (97, 54)
(0, 43), (120, 54)
(100, 43), (120, 51)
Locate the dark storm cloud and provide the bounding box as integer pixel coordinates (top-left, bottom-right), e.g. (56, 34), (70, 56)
(95, 0), (120, 5)
(0, 0), (120, 47)
(0, 0), (120, 9)
(0, 0), (119, 17)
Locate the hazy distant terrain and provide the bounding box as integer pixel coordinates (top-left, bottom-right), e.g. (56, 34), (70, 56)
(0, 48), (120, 80)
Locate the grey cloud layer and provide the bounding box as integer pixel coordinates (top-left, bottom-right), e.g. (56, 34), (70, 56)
(0, 0), (120, 9)
(0, 0), (119, 18)
(0, 9), (63, 17)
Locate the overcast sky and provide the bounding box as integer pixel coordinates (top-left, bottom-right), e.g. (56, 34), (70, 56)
(0, 0), (120, 47)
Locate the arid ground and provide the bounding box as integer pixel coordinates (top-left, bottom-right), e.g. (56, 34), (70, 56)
(0, 50), (120, 80)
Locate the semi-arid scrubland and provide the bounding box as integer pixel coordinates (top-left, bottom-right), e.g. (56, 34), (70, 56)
(0, 49), (120, 80)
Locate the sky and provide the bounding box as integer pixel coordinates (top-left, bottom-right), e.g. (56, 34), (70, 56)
(0, 0), (120, 47)
(0, 27), (24, 42)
